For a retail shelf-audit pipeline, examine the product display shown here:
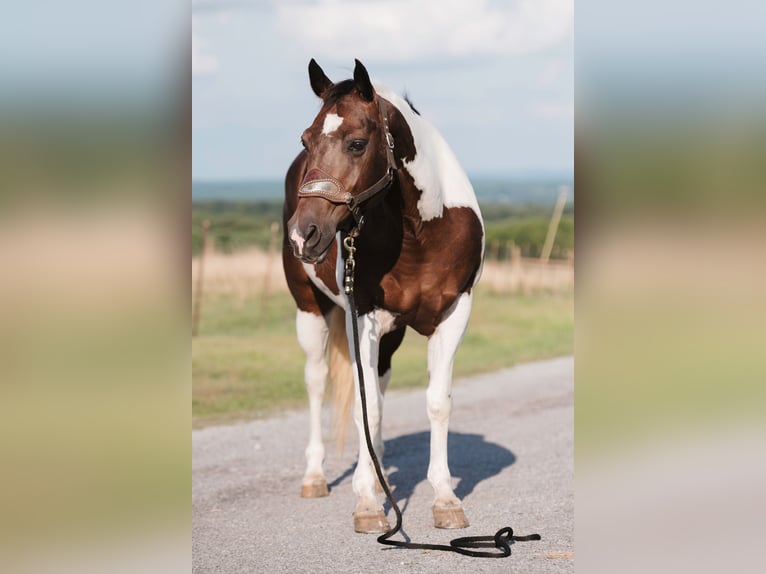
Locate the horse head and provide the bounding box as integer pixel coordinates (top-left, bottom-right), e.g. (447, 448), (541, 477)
(286, 59), (396, 263)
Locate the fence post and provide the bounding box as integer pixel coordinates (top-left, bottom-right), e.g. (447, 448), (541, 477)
(510, 241), (522, 292)
(192, 220), (210, 337)
(540, 186), (569, 264)
(260, 221), (280, 322)
(490, 239), (500, 261)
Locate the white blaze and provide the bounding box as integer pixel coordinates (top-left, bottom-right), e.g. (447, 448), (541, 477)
(290, 228), (305, 256)
(321, 113), (344, 135)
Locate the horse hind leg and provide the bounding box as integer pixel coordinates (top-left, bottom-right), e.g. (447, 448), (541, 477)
(296, 310), (330, 498)
(426, 293), (473, 529)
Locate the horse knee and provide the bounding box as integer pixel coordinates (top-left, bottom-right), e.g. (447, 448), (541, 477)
(426, 391), (452, 423)
(296, 310), (329, 364)
(354, 403), (381, 429)
(304, 362), (328, 392)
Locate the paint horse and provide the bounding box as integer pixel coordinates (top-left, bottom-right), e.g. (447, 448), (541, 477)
(283, 59), (484, 534)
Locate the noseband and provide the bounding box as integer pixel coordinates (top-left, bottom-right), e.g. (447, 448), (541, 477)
(297, 97), (397, 228)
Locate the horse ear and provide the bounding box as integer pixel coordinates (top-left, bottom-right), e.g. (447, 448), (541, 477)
(353, 59), (374, 102)
(308, 58), (333, 98)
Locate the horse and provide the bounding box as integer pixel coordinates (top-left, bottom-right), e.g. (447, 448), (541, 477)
(282, 59), (484, 534)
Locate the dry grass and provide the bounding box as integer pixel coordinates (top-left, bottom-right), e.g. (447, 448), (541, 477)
(192, 247), (286, 299)
(480, 257), (574, 293)
(192, 247), (574, 300)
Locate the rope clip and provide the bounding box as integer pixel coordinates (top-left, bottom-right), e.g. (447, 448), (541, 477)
(343, 235), (356, 294)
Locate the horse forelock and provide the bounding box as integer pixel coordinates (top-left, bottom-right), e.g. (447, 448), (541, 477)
(322, 80), (357, 106)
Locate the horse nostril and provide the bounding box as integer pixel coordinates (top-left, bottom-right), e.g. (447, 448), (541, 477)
(304, 224), (319, 246)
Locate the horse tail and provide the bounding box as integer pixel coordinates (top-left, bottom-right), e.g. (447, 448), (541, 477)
(327, 306), (353, 454)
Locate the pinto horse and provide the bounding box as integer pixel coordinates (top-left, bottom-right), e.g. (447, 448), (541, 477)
(283, 59), (484, 534)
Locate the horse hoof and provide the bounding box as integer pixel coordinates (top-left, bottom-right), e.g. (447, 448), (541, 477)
(300, 479), (329, 498)
(433, 505), (469, 529)
(353, 510), (390, 533)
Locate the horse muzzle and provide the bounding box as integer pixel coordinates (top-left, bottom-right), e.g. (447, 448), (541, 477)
(286, 215), (335, 264)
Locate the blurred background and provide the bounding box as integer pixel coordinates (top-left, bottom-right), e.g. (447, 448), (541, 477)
(577, 1), (766, 572)
(0, 1), (189, 572)
(3, 0), (764, 572)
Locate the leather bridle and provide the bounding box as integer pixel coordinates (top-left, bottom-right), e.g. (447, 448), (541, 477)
(297, 97), (397, 230)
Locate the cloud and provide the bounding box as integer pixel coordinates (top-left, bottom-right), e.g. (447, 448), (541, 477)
(530, 103), (574, 119)
(192, 0), (250, 13)
(275, 0), (572, 61)
(191, 2), (241, 76)
(539, 58), (568, 86)
(192, 32), (219, 76)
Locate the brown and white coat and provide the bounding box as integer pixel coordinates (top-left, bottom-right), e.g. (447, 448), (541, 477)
(283, 60), (484, 533)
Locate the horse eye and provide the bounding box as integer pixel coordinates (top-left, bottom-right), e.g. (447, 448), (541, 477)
(347, 140), (368, 153)
(300, 137), (308, 150)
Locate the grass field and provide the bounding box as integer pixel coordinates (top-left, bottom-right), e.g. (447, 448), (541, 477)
(192, 288), (573, 427)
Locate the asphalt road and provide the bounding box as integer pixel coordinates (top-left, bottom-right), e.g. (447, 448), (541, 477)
(193, 356), (573, 574)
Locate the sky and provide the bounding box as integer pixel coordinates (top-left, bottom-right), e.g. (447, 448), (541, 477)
(192, 0), (574, 181)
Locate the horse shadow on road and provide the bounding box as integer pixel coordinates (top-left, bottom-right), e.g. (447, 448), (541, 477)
(328, 431), (516, 515)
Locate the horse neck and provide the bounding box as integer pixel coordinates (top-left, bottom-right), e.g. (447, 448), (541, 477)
(384, 101), (427, 232)
(393, 172), (427, 231)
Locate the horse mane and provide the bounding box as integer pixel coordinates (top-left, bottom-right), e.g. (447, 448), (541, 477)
(403, 93), (420, 115)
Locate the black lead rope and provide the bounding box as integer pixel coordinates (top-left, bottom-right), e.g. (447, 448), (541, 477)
(342, 234), (541, 558)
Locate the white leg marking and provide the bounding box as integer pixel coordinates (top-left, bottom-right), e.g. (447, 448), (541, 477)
(296, 310), (329, 483)
(346, 309), (384, 511)
(290, 228), (305, 256)
(322, 112), (344, 135)
(348, 310), (397, 487)
(426, 292), (472, 505)
(374, 369), (392, 459)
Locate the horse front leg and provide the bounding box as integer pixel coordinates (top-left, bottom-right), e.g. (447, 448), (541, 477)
(426, 293), (473, 529)
(347, 309), (390, 533)
(296, 310), (330, 498)
(372, 327), (405, 493)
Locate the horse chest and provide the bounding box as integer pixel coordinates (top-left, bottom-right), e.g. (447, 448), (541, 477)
(349, 256), (457, 336)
